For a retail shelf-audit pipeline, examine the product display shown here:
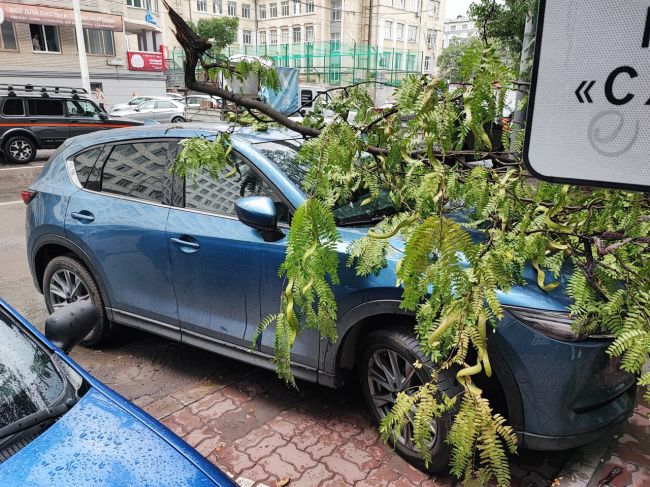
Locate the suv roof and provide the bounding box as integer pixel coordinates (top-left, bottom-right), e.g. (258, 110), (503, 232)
(0, 84), (90, 101)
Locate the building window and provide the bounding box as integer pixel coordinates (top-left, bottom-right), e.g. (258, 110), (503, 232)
(330, 31), (340, 50)
(393, 52), (402, 70)
(197, 0), (207, 11)
(84, 28), (115, 56)
(281, 28), (289, 43)
(450, 24), (456, 31)
(242, 3), (251, 17)
(426, 29), (435, 47)
(407, 25), (417, 42)
(461, 23), (468, 30)
(292, 26), (301, 43)
(428, 0), (438, 16)
(281, 1), (289, 16)
(259, 4), (267, 18)
(30, 25), (60, 53)
(270, 2), (277, 17)
(305, 25), (314, 42)
(411, 0), (418, 11)
(270, 29), (278, 43)
(331, 0), (341, 21)
(397, 0), (404, 9)
(406, 53), (415, 71)
(243, 30), (252, 44)
(0, 22), (17, 51)
(306, 0), (314, 13)
(424, 55), (431, 71)
(378, 52), (390, 68)
(293, 0), (301, 14)
(228, 1), (237, 15)
(213, 0), (222, 13)
(259, 30), (267, 44)
(384, 20), (392, 39)
(127, 0), (158, 10)
(396, 23), (404, 40)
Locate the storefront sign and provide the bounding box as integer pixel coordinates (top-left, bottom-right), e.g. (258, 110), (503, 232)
(107, 58), (125, 66)
(0, 2), (122, 32)
(127, 51), (164, 72)
(525, 0), (650, 191)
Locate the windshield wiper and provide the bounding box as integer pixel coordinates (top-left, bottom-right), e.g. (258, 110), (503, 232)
(0, 401), (71, 444)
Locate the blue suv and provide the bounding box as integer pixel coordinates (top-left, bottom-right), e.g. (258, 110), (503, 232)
(25, 124), (636, 472)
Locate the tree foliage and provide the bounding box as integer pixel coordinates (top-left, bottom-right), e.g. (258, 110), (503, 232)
(188, 16), (238, 51)
(165, 3), (650, 484)
(437, 38), (485, 84)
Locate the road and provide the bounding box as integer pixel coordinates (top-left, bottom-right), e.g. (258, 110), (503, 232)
(0, 150), (52, 203)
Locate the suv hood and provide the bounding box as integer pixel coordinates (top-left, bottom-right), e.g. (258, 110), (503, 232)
(0, 387), (227, 486)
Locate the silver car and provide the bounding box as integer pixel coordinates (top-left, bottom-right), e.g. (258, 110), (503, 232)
(112, 99), (186, 123)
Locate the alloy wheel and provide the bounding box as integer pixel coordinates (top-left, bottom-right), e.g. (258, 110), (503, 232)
(367, 348), (437, 452)
(8, 139), (33, 161)
(49, 269), (90, 309)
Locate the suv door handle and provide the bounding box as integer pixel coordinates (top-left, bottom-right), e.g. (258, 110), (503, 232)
(170, 236), (200, 250)
(71, 211), (95, 223)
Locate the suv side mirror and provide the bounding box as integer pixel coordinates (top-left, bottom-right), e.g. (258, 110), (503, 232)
(98, 112), (108, 120)
(235, 196), (284, 242)
(45, 300), (97, 353)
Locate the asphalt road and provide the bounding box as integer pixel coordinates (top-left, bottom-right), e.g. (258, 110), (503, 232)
(0, 195), (575, 486)
(0, 150), (52, 203)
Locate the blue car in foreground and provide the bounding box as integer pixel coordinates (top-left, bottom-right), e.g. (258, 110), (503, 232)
(24, 123), (637, 472)
(0, 298), (235, 487)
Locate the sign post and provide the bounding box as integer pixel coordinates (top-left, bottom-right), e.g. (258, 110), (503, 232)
(524, 0), (650, 192)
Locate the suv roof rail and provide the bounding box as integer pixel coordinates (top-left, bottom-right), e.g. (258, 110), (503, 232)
(0, 84), (89, 99)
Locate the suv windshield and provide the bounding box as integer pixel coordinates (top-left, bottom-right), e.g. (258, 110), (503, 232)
(254, 140), (396, 226)
(0, 311), (65, 429)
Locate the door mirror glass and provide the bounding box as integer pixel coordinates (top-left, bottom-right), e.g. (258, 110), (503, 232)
(235, 196), (284, 241)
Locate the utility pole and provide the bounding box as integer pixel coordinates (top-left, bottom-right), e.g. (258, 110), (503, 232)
(72, 0), (91, 94)
(509, 14), (536, 153)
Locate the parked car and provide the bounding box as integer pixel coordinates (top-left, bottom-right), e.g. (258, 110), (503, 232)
(24, 124), (637, 472)
(0, 85), (142, 164)
(109, 95), (180, 114)
(0, 297), (235, 486)
(182, 94), (222, 109)
(111, 99), (186, 123)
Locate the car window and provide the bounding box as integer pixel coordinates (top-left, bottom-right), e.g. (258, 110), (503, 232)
(184, 153), (290, 223)
(100, 142), (173, 203)
(138, 101), (156, 110)
(156, 101), (175, 109)
(129, 97), (147, 105)
(73, 146), (103, 187)
(28, 99), (64, 117)
(66, 100), (101, 118)
(0, 309), (65, 430)
(2, 98), (24, 116)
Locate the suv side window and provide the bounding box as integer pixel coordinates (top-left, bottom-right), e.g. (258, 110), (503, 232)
(100, 142), (173, 203)
(2, 99), (25, 116)
(185, 153), (290, 223)
(156, 101), (175, 109)
(73, 146), (103, 187)
(66, 100), (101, 118)
(27, 99), (64, 116)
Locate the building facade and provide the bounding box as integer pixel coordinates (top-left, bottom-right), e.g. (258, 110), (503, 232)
(442, 14), (478, 48)
(0, 1), (168, 105)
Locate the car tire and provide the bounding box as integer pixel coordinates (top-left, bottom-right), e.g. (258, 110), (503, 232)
(171, 116), (185, 123)
(359, 326), (462, 473)
(43, 255), (114, 347)
(3, 135), (36, 164)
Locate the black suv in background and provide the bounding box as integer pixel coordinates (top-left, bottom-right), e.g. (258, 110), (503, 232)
(0, 85), (142, 164)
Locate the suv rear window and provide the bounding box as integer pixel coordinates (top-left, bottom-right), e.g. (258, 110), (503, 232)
(100, 142), (172, 203)
(73, 147), (103, 187)
(28, 99), (64, 116)
(2, 99), (24, 116)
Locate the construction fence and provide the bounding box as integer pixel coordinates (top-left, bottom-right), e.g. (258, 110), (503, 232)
(167, 41), (425, 88)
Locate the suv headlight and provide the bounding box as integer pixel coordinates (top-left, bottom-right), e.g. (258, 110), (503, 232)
(504, 306), (585, 341)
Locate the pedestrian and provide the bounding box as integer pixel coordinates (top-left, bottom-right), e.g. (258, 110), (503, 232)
(95, 86), (107, 112)
(31, 34), (42, 51)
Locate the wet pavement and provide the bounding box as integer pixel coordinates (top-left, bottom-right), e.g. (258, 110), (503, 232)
(1, 198), (648, 486)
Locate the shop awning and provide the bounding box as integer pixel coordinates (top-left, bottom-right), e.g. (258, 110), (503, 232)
(0, 2), (122, 32)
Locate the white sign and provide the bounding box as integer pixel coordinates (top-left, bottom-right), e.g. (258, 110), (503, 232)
(525, 0), (650, 191)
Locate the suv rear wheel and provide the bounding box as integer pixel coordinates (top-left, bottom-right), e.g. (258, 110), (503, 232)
(4, 135), (36, 163)
(359, 326), (462, 472)
(43, 255), (114, 347)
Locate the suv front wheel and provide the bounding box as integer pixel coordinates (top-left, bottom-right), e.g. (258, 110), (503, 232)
(359, 326), (462, 472)
(4, 135), (36, 163)
(43, 255), (114, 347)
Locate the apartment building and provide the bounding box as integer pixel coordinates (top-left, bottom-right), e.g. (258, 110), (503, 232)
(442, 14), (478, 48)
(0, 1), (168, 104)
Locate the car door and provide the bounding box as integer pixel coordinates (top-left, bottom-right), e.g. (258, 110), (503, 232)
(131, 101), (157, 121)
(154, 101), (180, 122)
(65, 99), (106, 137)
(26, 98), (69, 147)
(65, 139), (179, 337)
(166, 151), (290, 348)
